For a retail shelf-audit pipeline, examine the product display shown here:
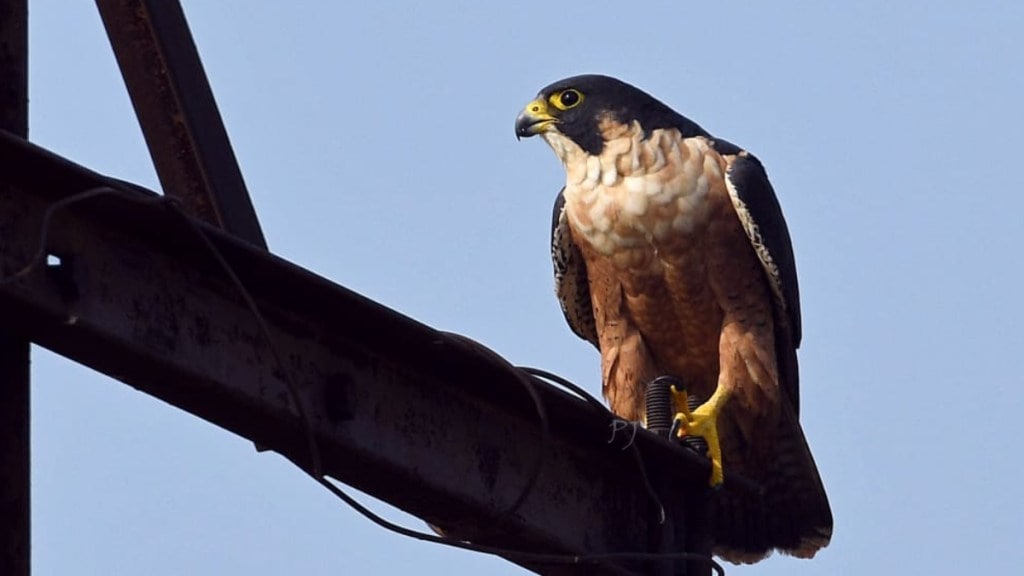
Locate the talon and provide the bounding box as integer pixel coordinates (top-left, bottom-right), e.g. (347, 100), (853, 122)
(669, 414), (685, 439)
(670, 386), (729, 487)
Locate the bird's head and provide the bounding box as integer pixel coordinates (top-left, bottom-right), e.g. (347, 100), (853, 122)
(515, 74), (707, 157)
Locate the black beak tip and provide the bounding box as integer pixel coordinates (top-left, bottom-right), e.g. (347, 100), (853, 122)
(514, 111), (536, 141)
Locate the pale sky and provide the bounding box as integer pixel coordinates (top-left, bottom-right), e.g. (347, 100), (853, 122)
(27, 1), (1024, 575)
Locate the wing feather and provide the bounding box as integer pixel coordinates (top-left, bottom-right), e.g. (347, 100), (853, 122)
(550, 188), (599, 348)
(719, 146), (802, 412)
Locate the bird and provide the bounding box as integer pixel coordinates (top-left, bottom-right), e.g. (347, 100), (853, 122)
(515, 74), (832, 563)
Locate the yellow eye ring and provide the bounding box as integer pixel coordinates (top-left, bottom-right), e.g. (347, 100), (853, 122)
(550, 89), (584, 111)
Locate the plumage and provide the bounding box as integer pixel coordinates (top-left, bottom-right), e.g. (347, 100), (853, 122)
(519, 74), (832, 562)
(551, 189), (599, 347)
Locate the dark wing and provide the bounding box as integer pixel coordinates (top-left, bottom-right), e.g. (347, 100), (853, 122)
(551, 188), (599, 348)
(717, 143), (803, 413)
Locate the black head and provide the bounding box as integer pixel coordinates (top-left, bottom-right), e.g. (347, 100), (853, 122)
(515, 74), (709, 155)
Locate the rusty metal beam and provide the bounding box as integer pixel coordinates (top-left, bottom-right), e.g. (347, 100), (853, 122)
(0, 1), (30, 575)
(0, 132), (715, 576)
(95, 0), (267, 248)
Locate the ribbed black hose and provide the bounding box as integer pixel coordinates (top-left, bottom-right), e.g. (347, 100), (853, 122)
(645, 375), (681, 436)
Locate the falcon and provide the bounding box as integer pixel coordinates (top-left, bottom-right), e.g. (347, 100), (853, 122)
(515, 74), (832, 562)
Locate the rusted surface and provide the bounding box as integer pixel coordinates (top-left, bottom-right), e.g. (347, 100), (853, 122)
(0, 133), (715, 575)
(0, 2), (29, 575)
(95, 0), (267, 248)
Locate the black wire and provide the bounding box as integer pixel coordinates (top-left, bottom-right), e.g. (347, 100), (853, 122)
(499, 369), (549, 516)
(437, 331), (551, 518)
(165, 205), (324, 478)
(517, 366), (668, 524)
(518, 366), (607, 413)
(314, 474), (724, 576)
(1, 186), (161, 284)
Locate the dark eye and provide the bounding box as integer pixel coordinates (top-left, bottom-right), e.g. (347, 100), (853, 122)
(551, 88), (584, 110)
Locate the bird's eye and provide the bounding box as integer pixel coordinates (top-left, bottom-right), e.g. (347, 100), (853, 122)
(551, 89), (583, 110)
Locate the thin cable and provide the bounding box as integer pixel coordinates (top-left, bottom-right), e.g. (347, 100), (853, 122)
(314, 474), (724, 576)
(517, 365), (667, 524)
(518, 366), (607, 413)
(1, 186), (161, 284)
(166, 207), (323, 478)
(503, 369), (549, 515)
(439, 332), (549, 517)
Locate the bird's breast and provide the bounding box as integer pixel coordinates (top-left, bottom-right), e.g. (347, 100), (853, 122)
(561, 128), (728, 262)
(554, 127), (734, 395)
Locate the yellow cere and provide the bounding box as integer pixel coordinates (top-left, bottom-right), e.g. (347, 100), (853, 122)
(525, 97), (550, 117)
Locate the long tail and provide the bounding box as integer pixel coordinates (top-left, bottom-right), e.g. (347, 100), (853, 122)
(711, 404), (833, 564)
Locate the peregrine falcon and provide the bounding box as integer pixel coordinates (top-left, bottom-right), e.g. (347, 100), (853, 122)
(516, 74), (832, 563)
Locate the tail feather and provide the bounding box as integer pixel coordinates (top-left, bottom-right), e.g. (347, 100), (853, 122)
(712, 404), (832, 563)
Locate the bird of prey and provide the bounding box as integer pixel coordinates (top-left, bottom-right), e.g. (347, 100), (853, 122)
(515, 74), (832, 562)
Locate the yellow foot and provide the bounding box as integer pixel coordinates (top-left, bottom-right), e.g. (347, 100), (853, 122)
(670, 384), (727, 487)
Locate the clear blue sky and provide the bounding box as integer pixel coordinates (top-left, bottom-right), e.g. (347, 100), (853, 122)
(27, 1), (1024, 574)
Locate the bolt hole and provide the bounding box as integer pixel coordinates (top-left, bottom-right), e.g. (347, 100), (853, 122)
(46, 254), (62, 268)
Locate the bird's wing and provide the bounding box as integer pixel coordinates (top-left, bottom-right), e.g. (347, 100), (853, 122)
(716, 141), (802, 413)
(551, 188), (599, 348)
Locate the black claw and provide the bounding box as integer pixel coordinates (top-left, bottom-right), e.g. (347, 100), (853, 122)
(669, 417), (684, 439)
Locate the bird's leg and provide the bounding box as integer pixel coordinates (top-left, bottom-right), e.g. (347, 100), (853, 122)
(671, 383), (732, 487)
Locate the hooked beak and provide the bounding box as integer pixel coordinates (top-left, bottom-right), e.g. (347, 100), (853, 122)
(515, 98), (557, 140)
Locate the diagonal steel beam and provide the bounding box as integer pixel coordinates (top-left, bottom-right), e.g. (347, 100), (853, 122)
(95, 0), (267, 248)
(0, 132), (716, 576)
